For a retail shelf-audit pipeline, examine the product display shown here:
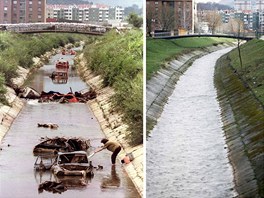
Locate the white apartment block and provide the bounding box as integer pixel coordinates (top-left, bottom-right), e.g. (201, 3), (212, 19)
(46, 4), (124, 23)
(255, 0), (264, 11)
(259, 11), (264, 31)
(234, 0), (252, 11)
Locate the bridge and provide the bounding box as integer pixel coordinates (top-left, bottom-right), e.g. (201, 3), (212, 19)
(153, 33), (256, 41)
(0, 22), (108, 35)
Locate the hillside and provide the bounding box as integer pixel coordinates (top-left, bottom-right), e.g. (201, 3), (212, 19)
(197, 2), (232, 10)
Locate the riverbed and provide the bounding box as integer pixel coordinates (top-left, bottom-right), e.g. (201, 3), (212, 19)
(0, 49), (139, 198)
(147, 47), (237, 198)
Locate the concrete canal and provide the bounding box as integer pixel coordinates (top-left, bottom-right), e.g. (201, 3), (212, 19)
(147, 47), (238, 198)
(0, 49), (139, 198)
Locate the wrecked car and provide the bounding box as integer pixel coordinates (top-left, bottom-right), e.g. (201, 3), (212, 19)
(49, 70), (68, 84)
(56, 59), (69, 69)
(33, 137), (90, 155)
(51, 151), (93, 177)
(34, 155), (55, 171)
(74, 88), (97, 101)
(17, 87), (40, 99)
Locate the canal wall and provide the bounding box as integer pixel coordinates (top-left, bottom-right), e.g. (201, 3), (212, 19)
(146, 43), (234, 134)
(215, 55), (264, 197)
(76, 53), (143, 197)
(0, 49), (57, 143)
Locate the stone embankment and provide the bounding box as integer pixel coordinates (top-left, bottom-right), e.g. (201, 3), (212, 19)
(0, 49), (57, 143)
(215, 56), (264, 197)
(146, 43), (234, 133)
(76, 53), (143, 197)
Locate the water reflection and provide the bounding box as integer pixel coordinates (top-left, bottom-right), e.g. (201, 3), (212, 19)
(101, 166), (120, 189)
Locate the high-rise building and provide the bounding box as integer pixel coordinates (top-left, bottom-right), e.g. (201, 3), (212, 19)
(146, 0), (194, 34)
(234, 0), (252, 12)
(46, 4), (124, 24)
(255, 0), (264, 11)
(0, 0), (46, 24)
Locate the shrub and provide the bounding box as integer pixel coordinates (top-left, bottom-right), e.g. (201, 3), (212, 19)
(83, 30), (143, 145)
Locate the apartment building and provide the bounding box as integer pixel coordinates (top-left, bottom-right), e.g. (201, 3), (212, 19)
(46, 4), (124, 24)
(146, 0), (194, 34)
(255, 0), (264, 11)
(234, 0), (252, 12)
(0, 0), (46, 24)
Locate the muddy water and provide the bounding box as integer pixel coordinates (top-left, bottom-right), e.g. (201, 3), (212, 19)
(0, 51), (139, 198)
(147, 48), (237, 198)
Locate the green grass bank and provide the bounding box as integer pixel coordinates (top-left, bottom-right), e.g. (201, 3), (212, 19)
(0, 32), (87, 104)
(83, 30), (143, 146)
(214, 39), (264, 197)
(147, 37), (234, 79)
(224, 39), (264, 105)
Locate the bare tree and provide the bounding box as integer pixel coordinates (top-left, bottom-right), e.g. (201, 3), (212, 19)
(146, 5), (155, 36)
(158, 6), (175, 31)
(205, 11), (222, 34)
(229, 18), (244, 72)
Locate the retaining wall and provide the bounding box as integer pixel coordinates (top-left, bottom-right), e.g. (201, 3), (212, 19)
(215, 55), (264, 197)
(0, 49), (57, 143)
(146, 43), (233, 134)
(76, 54), (143, 197)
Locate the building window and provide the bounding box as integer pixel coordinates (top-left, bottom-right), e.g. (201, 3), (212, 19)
(13, 1), (17, 4)
(155, 2), (158, 4)
(38, 0), (42, 4)
(4, 7), (8, 11)
(29, 1), (32, 4)
(38, 15), (41, 19)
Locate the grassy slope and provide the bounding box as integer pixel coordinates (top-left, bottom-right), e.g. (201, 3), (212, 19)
(227, 39), (264, 105)
(83, 30), (143, 145)
(147, 37), (234, 79)
(0, 32), (88, 104)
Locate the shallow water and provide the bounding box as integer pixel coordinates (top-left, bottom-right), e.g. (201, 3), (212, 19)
(147, 47), (237, 198)
(0, 51), (139, 198)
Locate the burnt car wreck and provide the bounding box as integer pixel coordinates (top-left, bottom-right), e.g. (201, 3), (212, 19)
(14, 86), (96, 103)
(33, 137), (90, 155)
(34, 148), (94, 193)
(51, 151), (94, 177)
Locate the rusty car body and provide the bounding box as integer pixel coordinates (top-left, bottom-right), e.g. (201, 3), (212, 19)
(33, 137), (90, 155)
(51, 151), (93, 177)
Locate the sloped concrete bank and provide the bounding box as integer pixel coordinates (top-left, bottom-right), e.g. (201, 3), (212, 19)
(0, 49), (57, 143)
(146, 43), (234, 134)
(76, 54), (143, 197)
(214, 56), (264, 197)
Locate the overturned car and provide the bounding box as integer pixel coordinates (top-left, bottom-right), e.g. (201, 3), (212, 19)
(33, 137), (90, 155)
(51, 151), (94, 177)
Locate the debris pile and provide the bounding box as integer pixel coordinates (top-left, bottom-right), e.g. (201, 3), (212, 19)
(38, 181), (67, 194)
(33, 137), (90, 155)
(15, 87), (97, 102)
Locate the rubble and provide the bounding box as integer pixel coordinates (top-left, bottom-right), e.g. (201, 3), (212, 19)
(33, 137), (90, 155)
(38, 181), (67, 194)
(37, 123), (59, 129)
(14, 87), (96, 103)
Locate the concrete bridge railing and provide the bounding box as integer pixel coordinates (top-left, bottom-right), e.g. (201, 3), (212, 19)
(0, 22), (108, 35)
